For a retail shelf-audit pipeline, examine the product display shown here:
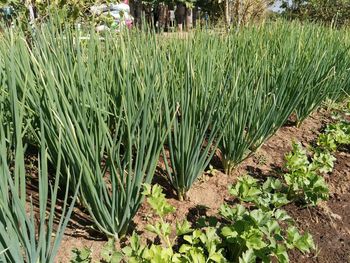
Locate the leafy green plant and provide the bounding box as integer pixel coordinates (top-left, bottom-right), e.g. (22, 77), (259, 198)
(70, 239), (122, 263)
(220, 204), (315, 262)
(179, 228), (225, 263)
(121, 184), (226, 263)
(229, 175), (290, 210)
(142, 184), (177, 247)
(284, 142), (329, 205)
(70, 247), (92, 263)
(229, 135), (337, 208)
(310, 151), (336, 174)
(229, 175), (262, 203)
(120, 183), (315, 263)
(317, 120), (350, 153)
(222, 174), (316, 262)
(205, 165), (217, 177)
(318, 122), (350, 151)
(100, 239), (123, 263)
(317, 133), (338, 152)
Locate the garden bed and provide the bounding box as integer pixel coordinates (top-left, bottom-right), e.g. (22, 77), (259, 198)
(56, 108), (350, 262)
(1, 21), (350, 263)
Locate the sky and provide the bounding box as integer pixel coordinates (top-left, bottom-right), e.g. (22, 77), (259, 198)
(269, 0), (292, 12)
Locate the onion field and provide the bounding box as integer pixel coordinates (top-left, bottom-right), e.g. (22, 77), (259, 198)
(0, 21), (349, 263)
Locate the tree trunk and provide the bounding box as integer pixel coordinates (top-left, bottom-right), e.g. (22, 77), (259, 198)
(144, 5), (153, 26)
(234, 0), (242, 30)
(130, 0), (143, 28)
(185, 8), (192, 31)
(175, 3), (186, 32)
(225, 0), (230, 30)
(192, 7), (198, 28)
(158, 3), (168, 31)
(136, 3), (142, 27)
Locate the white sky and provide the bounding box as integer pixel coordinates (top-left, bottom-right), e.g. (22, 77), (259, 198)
(269, 0), (292, 12)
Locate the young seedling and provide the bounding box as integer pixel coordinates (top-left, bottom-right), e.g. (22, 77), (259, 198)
(121, 184), (226, 262)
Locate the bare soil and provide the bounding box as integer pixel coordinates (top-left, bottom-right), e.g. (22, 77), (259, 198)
(56, 108), (350, 263)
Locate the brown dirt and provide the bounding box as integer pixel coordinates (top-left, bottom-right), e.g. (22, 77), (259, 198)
(55, 108), (350, 263)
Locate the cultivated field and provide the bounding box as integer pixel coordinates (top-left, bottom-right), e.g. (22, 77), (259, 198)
(0, 21), (349, 262)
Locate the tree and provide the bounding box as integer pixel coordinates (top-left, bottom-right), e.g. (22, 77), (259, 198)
(1, 0), (98, 25)
(224, 0), (273, 30)
(282, 0), (350, 27)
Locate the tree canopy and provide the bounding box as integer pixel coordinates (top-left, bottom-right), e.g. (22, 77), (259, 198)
(282, 0), (350, 27)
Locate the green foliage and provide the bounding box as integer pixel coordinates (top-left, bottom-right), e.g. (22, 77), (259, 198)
(122, 184), (226, 263)
(34, 0), (94, 22)
(0, 1), (29, 31)
(70, 241), (122, 263)
(285, 226), (315, 254)
(284, 142), (329, 205)
(4, 26), (170, 237)
(143, 184), (176, 248)
(229, 136), (338, 208)
(278, 115), (349, 207)
(318, 122), (350, 151)
(282, 0), (350, 27)
(220, 204), (314, 262)
(206, 165), (218, 177)
(0, 0), (97, 25)
(229, 175), (262, 203)
(120, 184), (315, 263)
(317, 133), (338, 152)
(331, 122), (350, 144)
(285, 143), (309, 172)
(218, 21), (350, 173)
(121, 233), (146, 262)
(1, 20), (349, 260)
(162, 37), (236, 200)
(180, 228), (226, 263)
(143, 184), (176, 217)
(101, 239), (123, 263)
(223, 171), (317, 262)
(229, 175), (289, 210)
(0, 71), (78, 263)
(70, 247), (92, 263)
(311, 151), (336, 174)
